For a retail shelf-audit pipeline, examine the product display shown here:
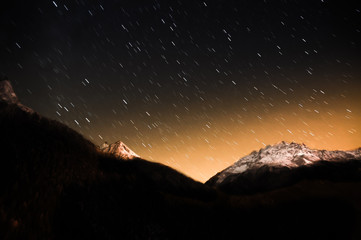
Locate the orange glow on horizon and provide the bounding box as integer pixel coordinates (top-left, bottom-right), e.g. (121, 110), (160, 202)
(85, 76), (361, 183)
(134, 97), (361, 183)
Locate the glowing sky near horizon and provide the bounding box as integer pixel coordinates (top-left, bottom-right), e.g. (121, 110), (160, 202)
(1, 1), (360, 182)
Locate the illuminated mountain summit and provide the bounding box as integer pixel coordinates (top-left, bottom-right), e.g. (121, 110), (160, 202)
(100, 140), (139, 160)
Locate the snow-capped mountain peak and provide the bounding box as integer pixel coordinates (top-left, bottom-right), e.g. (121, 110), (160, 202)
(100, 141), (139, 160)
(212, 141), (361, 185)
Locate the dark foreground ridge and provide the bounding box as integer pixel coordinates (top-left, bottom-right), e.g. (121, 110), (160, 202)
(1, 81), (361, 239)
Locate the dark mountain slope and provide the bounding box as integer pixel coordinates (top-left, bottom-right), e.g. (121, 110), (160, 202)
(0, 102), (215, 239)
(0, 102), (98, 239)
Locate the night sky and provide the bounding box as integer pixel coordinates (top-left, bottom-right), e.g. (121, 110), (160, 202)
(1, 0), (360, 182)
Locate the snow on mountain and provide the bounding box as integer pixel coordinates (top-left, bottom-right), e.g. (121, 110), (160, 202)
(211, 141), (361, 185)
(100, 141), (139, 160)
(0, 80), (33, 113)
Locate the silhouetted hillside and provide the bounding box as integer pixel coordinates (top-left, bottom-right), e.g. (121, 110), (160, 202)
(1, 101), (361, 239)
(0, 102), (216, 239)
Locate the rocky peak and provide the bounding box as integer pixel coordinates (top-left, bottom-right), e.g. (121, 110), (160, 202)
(0, 80), (34, 113)
(100, 140), (139, 160)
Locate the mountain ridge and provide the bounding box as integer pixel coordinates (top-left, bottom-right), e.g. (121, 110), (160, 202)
(207, 141), (361, 186)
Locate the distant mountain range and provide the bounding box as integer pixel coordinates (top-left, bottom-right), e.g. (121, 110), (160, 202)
(206, 142), (361, 194)
(207, 141), (361, 185)
(1, 79), (361, 239)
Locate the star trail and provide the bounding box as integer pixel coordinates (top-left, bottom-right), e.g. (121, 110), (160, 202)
(1, 0), (360, 181)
